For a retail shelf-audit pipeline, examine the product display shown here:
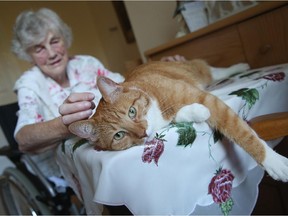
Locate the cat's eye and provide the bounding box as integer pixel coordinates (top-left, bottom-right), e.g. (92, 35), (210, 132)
(128, 106), (137, 119)
(114, 131), (125, 140)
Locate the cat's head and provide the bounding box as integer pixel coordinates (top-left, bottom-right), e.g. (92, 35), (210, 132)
(68, 76), (151, 151)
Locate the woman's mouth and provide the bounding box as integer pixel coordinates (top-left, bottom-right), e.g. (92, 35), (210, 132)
(50, 58), (62, 66)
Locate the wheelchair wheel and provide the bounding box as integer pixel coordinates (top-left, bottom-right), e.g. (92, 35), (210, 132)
(0, 167), (52, 215)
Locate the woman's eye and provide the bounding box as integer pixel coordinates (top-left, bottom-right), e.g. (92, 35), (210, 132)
(128, 106), (137, 119)
(34, 45), (44, 53)
(51, 38), (60, 45)
(114, 131), (125, 140)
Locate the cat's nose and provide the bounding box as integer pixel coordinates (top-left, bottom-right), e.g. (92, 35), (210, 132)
(139, 130), (148, 138)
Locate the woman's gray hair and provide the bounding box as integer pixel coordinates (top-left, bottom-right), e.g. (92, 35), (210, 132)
(11, 8), (73, 62)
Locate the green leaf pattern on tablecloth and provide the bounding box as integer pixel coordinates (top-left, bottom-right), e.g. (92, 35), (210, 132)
(213, 129), (224, 143)
(174, 122), (197, 147)
(229, 88), (259, 120)
(229, 88), (259, 109)
(72, 139), (87, 152)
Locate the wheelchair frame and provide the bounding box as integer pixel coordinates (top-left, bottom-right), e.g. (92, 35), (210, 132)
(0, 102), (83, 215)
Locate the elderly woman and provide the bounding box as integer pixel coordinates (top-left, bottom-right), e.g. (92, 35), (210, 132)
(12, 7), (185, 183)
(12, 8), (124, 180)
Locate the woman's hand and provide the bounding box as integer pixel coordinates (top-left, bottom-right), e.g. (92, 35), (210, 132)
(160, 54), (187, 62)
(59, 92), (96, 126)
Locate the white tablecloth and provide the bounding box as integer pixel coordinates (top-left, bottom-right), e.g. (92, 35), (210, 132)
(57, 63), (288, 215)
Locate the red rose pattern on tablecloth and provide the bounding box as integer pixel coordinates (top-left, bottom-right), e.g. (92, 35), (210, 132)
(262, 72), (285, 82)
(142, 133), (165, 166)
(142, 123), (196, 166)
(208, 168), (234, 216)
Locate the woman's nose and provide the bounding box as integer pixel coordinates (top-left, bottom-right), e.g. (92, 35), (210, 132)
(46, 46), (56, 58)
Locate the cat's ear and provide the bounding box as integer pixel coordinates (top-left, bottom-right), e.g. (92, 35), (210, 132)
(68, 119), (98, 142)
(97, 76), (123, 103)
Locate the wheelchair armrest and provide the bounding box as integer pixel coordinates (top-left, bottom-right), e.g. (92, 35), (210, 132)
(0, 146), (22, 162)
(21, 154), (56, 197)
(249, 112), (288, 140)
(0, 146), (12, 156)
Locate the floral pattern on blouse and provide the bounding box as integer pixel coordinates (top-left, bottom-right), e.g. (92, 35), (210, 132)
(14, 55), (124, 178)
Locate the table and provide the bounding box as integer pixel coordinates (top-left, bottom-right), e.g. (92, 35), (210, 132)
(57, 63), (288, 215)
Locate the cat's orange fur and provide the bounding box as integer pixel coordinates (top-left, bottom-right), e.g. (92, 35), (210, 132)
(69, 60), (288, 181)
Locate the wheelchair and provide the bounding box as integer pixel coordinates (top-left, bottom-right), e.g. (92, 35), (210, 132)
(0, 102), (85, 215)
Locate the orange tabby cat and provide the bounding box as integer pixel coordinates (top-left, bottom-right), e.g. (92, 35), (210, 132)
(69, 60), (288, 182)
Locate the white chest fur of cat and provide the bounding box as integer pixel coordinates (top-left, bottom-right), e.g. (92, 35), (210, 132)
(69, 60), (288, 182)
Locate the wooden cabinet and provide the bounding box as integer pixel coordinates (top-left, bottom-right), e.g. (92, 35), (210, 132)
(145, 2), (288, 69)
(238, 5), (288, 68)
(151, 25), (246, 67)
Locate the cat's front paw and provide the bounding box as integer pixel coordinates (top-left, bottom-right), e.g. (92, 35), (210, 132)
(175, 103), (210, 123)
(262, 143), (288, 182)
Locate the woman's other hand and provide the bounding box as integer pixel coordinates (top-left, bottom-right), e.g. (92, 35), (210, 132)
(160, 54), (187, 62)
(59, 92), (95, 126)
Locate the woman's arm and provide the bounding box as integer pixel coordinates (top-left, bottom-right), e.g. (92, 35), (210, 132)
(15, 117), (70, 153)
(16, 92), (95, 154)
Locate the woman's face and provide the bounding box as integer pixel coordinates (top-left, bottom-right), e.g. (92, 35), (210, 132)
(28, 31), (69, 82)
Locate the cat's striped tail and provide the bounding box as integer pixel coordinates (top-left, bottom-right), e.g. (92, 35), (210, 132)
(199, 90), (288, 182)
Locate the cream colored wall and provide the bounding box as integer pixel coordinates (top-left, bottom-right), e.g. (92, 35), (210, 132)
(124, 1), (179, 62)
(87, 1), (141, 76)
